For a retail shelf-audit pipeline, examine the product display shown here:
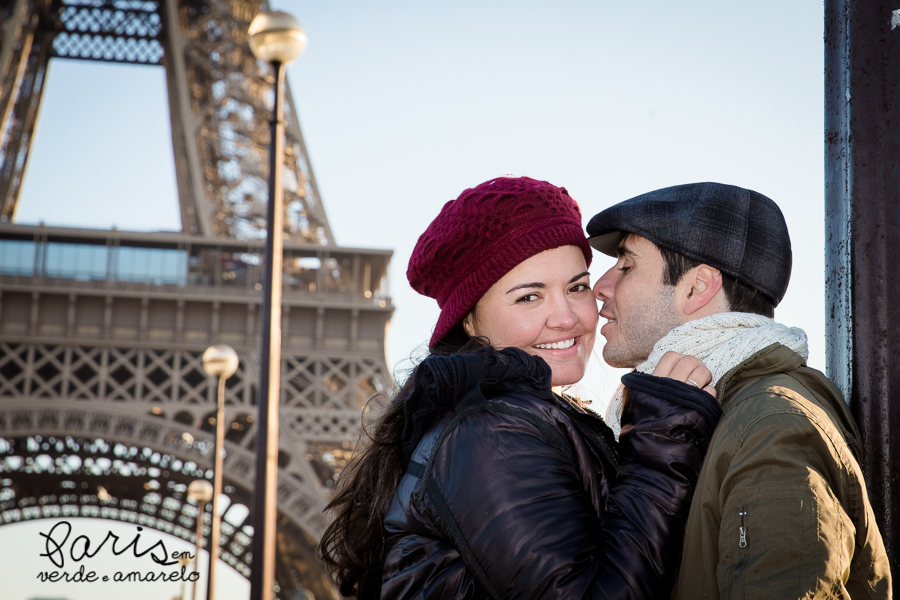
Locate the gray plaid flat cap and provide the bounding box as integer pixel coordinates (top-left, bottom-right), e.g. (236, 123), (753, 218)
(586, 182), (792, 305)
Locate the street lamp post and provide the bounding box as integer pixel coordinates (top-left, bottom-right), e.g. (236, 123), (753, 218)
(247, 10), (308, 600)
(187, 479), (214, 600)
(177, 553), (193, 600)
(201, 344), (239, 600)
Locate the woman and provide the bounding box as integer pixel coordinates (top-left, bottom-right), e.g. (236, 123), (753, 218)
(320, 176), (720, 599)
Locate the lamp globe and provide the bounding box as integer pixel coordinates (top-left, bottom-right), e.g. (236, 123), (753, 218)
(202, 344), (239, 379)
(248, 11), (307, 64)
(187, 479), (214, 503)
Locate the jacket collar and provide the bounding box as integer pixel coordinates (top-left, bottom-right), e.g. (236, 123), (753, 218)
(717, 342), (861, 462)
(717, 342), (805, 402)
(400, 347), (552, 465)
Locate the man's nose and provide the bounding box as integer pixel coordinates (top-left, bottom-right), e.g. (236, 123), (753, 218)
(593, 268), (616, 302)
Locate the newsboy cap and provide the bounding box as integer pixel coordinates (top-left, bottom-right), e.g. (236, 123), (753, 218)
(586, 182), (792, 305)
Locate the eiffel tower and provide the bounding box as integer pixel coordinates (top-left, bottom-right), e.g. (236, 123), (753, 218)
(0, 1), (392, 597)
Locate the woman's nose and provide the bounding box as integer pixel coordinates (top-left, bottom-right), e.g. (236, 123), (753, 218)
(547, 299), (578, 330)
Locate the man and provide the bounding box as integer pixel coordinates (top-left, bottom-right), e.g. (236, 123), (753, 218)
(587, 182), (891, 600)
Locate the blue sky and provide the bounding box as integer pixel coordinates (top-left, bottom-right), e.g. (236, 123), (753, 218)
(9, 1), (824, 597)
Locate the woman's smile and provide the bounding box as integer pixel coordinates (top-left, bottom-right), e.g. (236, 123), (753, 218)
(533, 336), (578, 351)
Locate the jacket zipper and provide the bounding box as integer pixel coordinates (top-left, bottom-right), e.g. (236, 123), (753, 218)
(738, 509), (748, 548)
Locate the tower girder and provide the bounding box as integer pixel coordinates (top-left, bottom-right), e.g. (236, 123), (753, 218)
(0, 0), (334, 245)
(0, 0), (394, 581)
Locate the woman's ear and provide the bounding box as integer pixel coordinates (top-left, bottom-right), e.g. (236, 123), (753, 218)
(463, 313), (476, 337)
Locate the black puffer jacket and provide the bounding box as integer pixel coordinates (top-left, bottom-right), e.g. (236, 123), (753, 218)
(381, 348), (721, 599)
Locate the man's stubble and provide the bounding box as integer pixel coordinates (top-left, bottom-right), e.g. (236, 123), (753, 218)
(602, 284), (683, 368)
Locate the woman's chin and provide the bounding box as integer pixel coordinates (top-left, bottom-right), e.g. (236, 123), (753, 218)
(549, 365), (586, 388)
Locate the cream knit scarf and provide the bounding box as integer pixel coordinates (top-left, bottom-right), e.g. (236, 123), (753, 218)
(604, 312), (809, 438)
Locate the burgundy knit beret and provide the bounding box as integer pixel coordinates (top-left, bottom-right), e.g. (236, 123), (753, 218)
(408, 176), (592, 348)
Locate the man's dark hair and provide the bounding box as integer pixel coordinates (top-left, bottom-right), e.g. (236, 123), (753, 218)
(657, 245), (775, 318)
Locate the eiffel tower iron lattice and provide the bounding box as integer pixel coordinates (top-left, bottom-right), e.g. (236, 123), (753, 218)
(0, 1), (393, 598)
(0, 0), (334, 243)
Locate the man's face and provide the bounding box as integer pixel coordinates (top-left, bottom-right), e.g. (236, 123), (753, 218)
(592, 234), (683, 368)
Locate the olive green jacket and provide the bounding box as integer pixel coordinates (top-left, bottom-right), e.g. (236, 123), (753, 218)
(671, 343), (892, 600)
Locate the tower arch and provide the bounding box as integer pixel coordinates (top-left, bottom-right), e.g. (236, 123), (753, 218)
(0, 1), (393, 597)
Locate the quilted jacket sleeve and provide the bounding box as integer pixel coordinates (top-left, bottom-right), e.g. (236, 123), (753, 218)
(408, 373), (720, 600)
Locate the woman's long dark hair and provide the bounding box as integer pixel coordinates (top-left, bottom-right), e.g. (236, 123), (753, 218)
(318, 322), (485, 598)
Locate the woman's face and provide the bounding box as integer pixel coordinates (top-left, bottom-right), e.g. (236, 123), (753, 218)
(464, 245), (598, 386)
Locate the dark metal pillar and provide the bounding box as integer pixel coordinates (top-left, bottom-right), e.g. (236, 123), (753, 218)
(825, 0), (900, 573)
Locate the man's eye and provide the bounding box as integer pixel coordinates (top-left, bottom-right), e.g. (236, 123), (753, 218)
(618, 266), (631, 273)
(516, 293), (539, 303)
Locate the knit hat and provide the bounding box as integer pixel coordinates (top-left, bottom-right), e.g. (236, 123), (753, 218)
(408, 176), (592, 348)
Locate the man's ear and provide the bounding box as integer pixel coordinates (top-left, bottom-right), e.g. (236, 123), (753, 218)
(681, 265), (724, 316)
(463, 313), (476, 337)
